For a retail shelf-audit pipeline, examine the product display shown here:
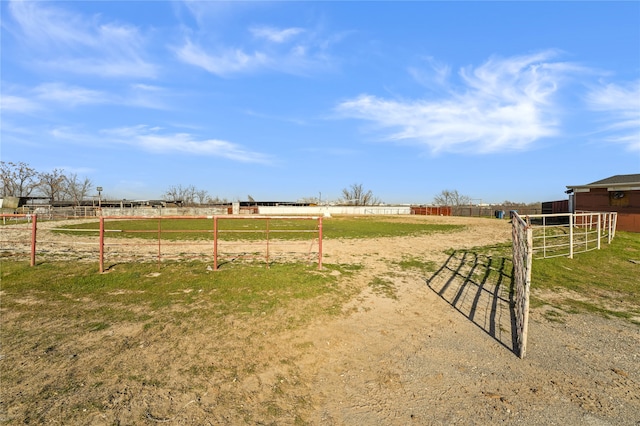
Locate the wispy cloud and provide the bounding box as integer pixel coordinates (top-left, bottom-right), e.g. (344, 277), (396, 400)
(1, 82), (100, 117)
(0, 94), (40, 113)
(408, 56), (451, 91)
(2, 82), (170, 113)
(101, 125), (273, 164)
(7, 0), (156, 78)
(585, 80), (640, 151)
(176, 39), (269, 76)
(34, 83), (107, 106)
(250, 26), (305, 43)
(337, 51), (577, 154)
(175, 16), (336, 77)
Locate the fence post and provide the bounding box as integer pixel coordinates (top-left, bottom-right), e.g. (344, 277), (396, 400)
(157, 218), (161, 269)
(608, 213), (613, 244)
(213, 216), (218, 271)
(318, 216), (323, 270)
(569, 214), (574, 259)
(597, 214), (601, 250)
(99, 216), (105, 273)
(585, 214), (589, 252)
(520, 225), (533, 358)
(30, 214), (37, 267)
(266, 217), (270, 268)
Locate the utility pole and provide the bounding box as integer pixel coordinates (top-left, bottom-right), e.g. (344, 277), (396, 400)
(97, 186), (103, 211)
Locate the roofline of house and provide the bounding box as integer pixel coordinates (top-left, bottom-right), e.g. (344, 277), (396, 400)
(567, 181), (640, 190)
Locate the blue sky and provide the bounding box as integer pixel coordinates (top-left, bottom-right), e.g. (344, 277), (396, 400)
(2, 1), (639, 204)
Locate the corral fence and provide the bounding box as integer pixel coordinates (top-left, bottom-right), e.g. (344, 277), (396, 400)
(453, 205), (542, 217)
(0, 214), (38, 266)
(1, 214), (323, 272)
(526, 211), (617, 259)
(410, 206), (452, 216)
(8, 203), (545, 219)
(3, 205), (100, 219)
(510, 210), (618, 358)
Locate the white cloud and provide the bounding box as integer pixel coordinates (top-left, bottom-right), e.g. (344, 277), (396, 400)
(101, 125), (273, 163)
(175, 21), (336, 77)
(176, 40), (269, 76)
(250, 26), (304, 43)
(175, 36), (334, 77)
(34, 83), (107, 106)
(0, 95), (39, 113)
(8, 0), (156, 78)
(337, 51), (574, 154)
(586, 80), (640, 151)
(409, 56), (451, 90)
(3, 82), (169, 113)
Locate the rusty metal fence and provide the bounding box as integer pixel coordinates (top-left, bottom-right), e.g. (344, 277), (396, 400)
(1, 215), (323, 272)
(0, 214), (38, 266)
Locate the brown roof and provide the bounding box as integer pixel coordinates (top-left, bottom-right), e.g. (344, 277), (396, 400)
(567, 173), (640, 190)
(587, 174), (640, 186)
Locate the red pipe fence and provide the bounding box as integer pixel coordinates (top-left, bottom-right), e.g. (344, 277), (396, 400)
(1, 214), (323, 273)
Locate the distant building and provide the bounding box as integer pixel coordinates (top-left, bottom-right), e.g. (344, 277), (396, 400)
(566, 174), (640, 232)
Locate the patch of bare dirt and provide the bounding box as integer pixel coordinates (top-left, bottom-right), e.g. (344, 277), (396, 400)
(1, 216), (638, 425)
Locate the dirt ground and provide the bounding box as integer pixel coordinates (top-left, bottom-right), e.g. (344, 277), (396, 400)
(1, 215), (639, 425)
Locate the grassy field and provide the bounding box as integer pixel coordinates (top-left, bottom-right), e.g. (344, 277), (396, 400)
(2, 217), (638, 424)
(54, 216), (464, 240)
(6, 220), (637, 323)
(1, 261), (362, 330)
(530, 231), (640, 322)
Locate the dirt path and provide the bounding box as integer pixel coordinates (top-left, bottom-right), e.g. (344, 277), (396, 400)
(1, 216), (638, 425)
(298, 217), (639, 425)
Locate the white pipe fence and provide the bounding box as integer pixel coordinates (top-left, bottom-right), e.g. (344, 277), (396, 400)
(510, 210), (617, 359)
(525, 212), (618, 259)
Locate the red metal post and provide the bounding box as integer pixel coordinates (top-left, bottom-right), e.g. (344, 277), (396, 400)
(318, 216), (323, 270)
(30, 214), (37, 267)
(99, 217), (105, 273)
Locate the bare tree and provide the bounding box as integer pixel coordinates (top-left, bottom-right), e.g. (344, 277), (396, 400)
(195, 189), (210, 205)
(298, 196), (320, 204)
(39, 168), (67, 202)
(163, 184), (199, 205)
(339, 183), (381, 206)
(0, 161), (40, 197)
(433, 189), (471, 206)
(64, 173), (93, 206)
(208, 195), (229, 204)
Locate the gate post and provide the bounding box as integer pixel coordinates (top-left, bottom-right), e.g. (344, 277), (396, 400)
(213, 216), (218, 270)
(99, 217), (105, 273)
(569, 214), (574, 259)
(30, 214), (37, 267)
(318, 216), (323, 270)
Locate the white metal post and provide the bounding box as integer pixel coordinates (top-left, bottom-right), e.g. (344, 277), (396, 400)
(569, 213), (574, 259)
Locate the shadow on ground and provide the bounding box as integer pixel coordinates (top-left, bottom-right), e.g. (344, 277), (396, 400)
(426, 250), (518, 356)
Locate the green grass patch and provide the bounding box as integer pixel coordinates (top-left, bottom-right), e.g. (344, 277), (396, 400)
(531, 231), (640, 321)
(392, 255), (438, 273)
(1, 260), (358, 327)
(54, 216), (464, 241)
(368, 276), (398, 300)
(322, 216), (463, 239)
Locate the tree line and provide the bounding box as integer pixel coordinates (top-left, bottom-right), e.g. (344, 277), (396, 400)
(1, 161), (536, 208)
(1, 161), (94, 206)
